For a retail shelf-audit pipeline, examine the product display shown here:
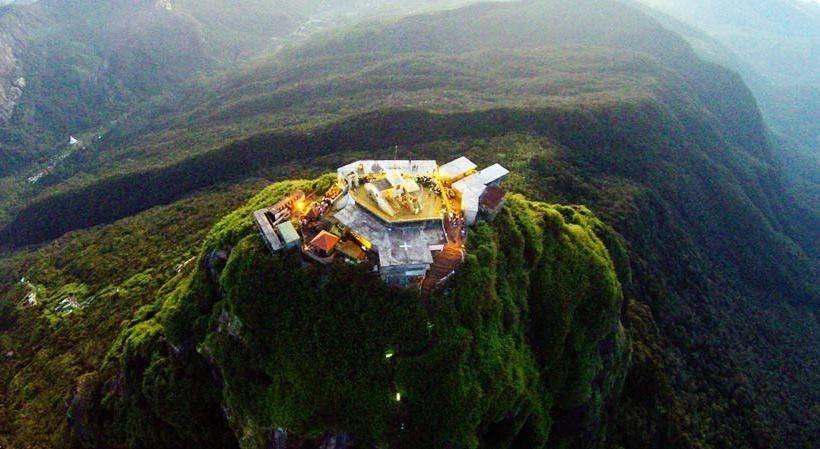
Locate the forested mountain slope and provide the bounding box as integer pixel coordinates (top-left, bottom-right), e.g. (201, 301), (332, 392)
(0, 0), (487, 226)
(0, 0), (775, 243)
(0, 0), (312, 178)
(0, 0), (816, 448)
(71, 182), (632, 449)
(636, 0), (819, 86)
(0, 181), (264, 448)
(632, 0), (820, 210)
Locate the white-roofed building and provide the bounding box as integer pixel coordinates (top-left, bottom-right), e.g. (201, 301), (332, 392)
(335, 157), (506, 227)
(254, 209), (283, 252)
(438, 156), (477, 181)
(453, 174), (486, 225)
(452, 174), (487, 198)
(325, 157), (511, 287)
(408, 160), (438, 176)
(476, 164), (509, 186)
(333, 199), (446, 286)
(402, 178), (421, 194)
(338, 160), (438, 183)
(452, 163), (509, 225)
(461, 191), (480, 225)
(386, 170), (405, 187)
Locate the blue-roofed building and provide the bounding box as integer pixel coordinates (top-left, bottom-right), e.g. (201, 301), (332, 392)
(276, 221), (301, 249)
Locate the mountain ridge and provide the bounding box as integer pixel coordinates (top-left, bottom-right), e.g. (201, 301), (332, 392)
(67, 180), (632, 449)
(0, 1), (816, 448)
(632, 0), (820, 210)
(0, 0), (775, 237)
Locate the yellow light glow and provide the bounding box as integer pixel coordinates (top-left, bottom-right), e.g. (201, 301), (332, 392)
(293, 199), (307, 213)
(395, 392), (401, 402)
(353, 232), (372, 250)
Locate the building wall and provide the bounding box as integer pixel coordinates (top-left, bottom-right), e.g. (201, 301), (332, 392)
(380, 263), (431, 286)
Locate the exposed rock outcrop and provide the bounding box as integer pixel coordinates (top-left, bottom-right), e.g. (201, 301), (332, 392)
(0, 8), (37, 124)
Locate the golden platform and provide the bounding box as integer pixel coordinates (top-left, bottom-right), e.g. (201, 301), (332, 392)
(349, 184), (444, 224)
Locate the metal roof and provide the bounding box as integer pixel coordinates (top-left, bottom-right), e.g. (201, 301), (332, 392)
(333, 201), (443, 269)
(477, 164), (509, 185)
(480, 186), (506, 210)
(276, 221), (301, 245)
(460, 192), (480, 213)
(337, 240), (367, 262)
(453, 173), (487, 198)
(438, 156), (477, 179)
(453, 163), (507, 210)
(310, 231), (340, 252)
(254, 209), (283, 251)
(379, 227), (436, 268)
(338, 160), (438, 177)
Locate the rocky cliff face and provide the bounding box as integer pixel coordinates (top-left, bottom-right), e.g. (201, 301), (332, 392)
(0, 50), (23, 125)
(0, 6), (43, 124)
(0, 0), (310, 178)
(68, 179), (632, 449)
(0, 4), (50, 175)
(2, 1), (815, 448)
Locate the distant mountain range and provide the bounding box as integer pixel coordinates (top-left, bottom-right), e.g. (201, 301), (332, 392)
(0, 1), (816, 449)
(633, 0), (819, 208)
(0, 0), (489, 225)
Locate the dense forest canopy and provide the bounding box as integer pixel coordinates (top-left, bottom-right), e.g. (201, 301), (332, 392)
(0, 1), (816, 449)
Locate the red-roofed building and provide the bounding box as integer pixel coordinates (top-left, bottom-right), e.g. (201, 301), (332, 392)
(479, 186), (506, 221)
(309, 231), (340, 257)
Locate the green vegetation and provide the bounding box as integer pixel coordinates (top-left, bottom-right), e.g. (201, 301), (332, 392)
(0, 0), (493, 218)
(0, 0), (330, 225)
(0, 0), (746, 233)
(0, 296), (15, 331)
(0, 181), (262, 448)
(0, 1), (816, 448)
(631, 0), (820, 211)
(68, 180), (630, 449)
(0, 0), (210, 177)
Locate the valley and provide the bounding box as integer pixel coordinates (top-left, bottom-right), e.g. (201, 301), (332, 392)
(0, 1), (816, 449)
(631, 0), (820, 210)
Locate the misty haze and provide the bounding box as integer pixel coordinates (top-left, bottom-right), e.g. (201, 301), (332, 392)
(0, 1), (816, 449)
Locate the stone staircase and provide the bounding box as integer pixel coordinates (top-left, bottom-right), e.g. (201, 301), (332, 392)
(421, 243), (464, 298)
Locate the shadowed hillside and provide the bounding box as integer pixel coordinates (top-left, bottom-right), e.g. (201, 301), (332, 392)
(65, 181), (631, 449)
(0, 1), (816, 448)
(629, 0), (820, 211)
(0, 0), (494, 225)
(0, 0), (774, 243)
(0, 0), (331, 177)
